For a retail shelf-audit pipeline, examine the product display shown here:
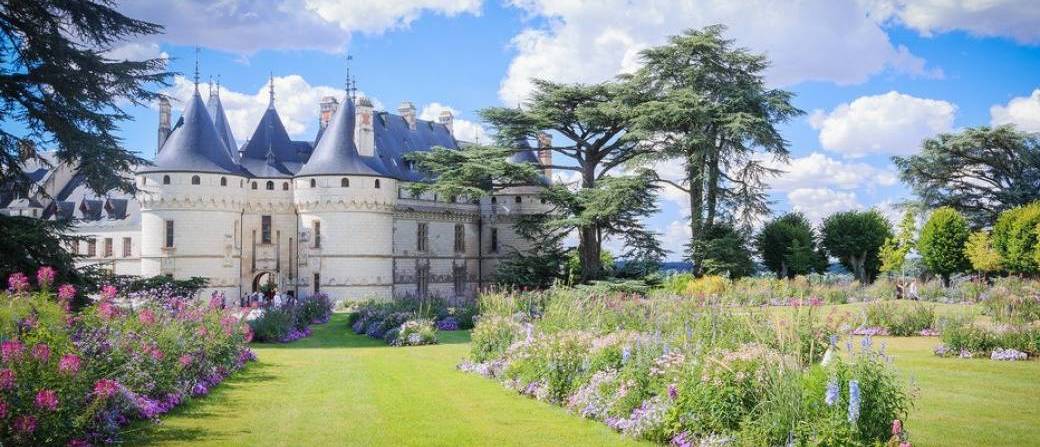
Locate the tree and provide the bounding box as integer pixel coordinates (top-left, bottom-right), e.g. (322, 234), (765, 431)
(879, 209), (917, 275)
(0, 0), (167, 282)
(629, 25), (802, 274)
(693, 222), (755, 279)
(410, 80), (662, 282)
(820, 210), (892, 285)
(964, 230), (1002, 278)
(917, 207), (971, 287)
(755, 213), (818, 279)
(894, 126), (1040, 227)
(991, 202), (1040, 274)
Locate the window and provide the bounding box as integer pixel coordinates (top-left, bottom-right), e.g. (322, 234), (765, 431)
(417, 223), (428, 252)
(454, 265), (466, 297)
(191, 175), (200, 185)
(103, 238), (113, 257)
(251, 182), (257, 190)
(490, 228), (499, 253)
(491, 197), (497, 204)
(310, 179), (316, 188)
(123, 237), (132, 257)
(374, 179), (381, 189)
(313, 220), (321, 248)
(87, 238), (97, 257)
(341, 178), (349, 187)
(515, 196), (522, 204)
(282, 182), (289, 190)
(540, 198), (546, 204)
(266, 181), (274, 190)
(220, 177), (227, 186)
(313, 273), (320, 294)
(416, 264), (429, 299)
(454, 224), (465, 253)
(164, 221), (174, 248)
(162, 175), (171, 185)
(261, 215), (272, 244)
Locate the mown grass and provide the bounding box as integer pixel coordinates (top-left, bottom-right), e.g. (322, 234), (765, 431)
(127, 308), (1040, 447)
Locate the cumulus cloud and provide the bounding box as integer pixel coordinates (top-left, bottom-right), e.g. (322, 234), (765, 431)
(499, 0), (938, 105)
(990, 89), (1040, 133)
(787, 188), (862, 223)
(764, 152), (898, 192)
(118, 0), (482, 54)
(104, 42), (169, 61)
(418, 102), (489, 144)
(866, 0), (1040, 45)
(809, 91), (956, 157)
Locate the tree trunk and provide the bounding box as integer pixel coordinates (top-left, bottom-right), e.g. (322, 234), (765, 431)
(687, 152), (705, 275)
(579, 165), (601, 282)
(704, 143), (720, 229)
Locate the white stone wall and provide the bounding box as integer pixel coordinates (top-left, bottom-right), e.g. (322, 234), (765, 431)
(73, 229), (141, 276)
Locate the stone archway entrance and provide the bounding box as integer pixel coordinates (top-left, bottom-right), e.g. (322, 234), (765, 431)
(252, 272), (276, 293)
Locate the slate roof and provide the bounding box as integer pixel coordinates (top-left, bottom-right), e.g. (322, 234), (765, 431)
(371, 111), (458, 182)
(297, 96), (382, 177)
(206, 90), (239, 162)
(239, 105), (312, 178)
(140, 91), (241, 175)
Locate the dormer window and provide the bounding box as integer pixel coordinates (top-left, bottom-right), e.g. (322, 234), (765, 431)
(191, 175), (200, 185)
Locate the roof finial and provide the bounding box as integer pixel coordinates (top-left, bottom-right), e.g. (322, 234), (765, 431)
(268, 72), (275, 107)
(208, 75), (215, 98)
(215, 75), (221, 97)
(193, 46), (200, 92)
(344, 53), (353, 95)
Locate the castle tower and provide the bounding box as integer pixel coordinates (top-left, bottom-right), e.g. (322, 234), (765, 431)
(295, 95), (397, 300)
(137, 89), (246, 299)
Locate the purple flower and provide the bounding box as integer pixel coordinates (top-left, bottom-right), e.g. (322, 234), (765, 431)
(94, 379), (120, 398)
(35, 389), (59, 411)
(58, 283), (76, 301)
(100, 284), (118, 300)
(36, 266), (56, 288)
(135, 395), (162, 419)
(1, 340), (23, 363)
(59, 354), (81, 375)
(0, 368), (15, 389)
(667, 383), (678, 400)
(825, 378), (839, 406)
(848, 380), (861, 422)
(192, 383), (209, 396)
(0, 399), (7, 418)
(13, 415), (37, 434)
(7, 272), (29, 293)
(67, 439), (91, 447)
(31, 343), (50, 362)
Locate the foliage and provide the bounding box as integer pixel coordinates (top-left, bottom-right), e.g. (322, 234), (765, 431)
(349, 298), (473, 346)
(392, 319), (438, 346)
(248, 294), (333, 343)
(470, 315), (526, 363)
(756, 213), (819, 278)
(862, 301), (938, 336)
(917, 207), (971, 286)
(494, 246), (566, 290)
(0, 270), (253, 445)
(979, 277), (1040, 324)
(693, 222), (756, 279)
(992, 202), (1040, 274)
(105, 274), (208, 300)
(964, 230), (1003, 275)
(894, 126), (1040, 227)
(821, 210), (892, 284)
(879, 209), (917, 275)
(0, 216), (88, 299)
(937, 320), (1040, 357)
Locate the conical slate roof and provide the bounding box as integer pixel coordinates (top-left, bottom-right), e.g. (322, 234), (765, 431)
(206, 89), (238, 162)
(141, 91), (239, 174)
(296, 96), (383, 177)
(238, 105), (301, 178)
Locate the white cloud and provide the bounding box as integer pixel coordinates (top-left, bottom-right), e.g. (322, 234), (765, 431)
(866, 0), (1040, 45)
(418, 102), (489, 143)
(104, 42), (169, 61)
(764, 152), (898, 192)
(118, 0), (482, 54)
(659, 220), (691, 258)
(810, 91), (956, 157)
(990, 89), (1040, 133)
(787, 188), (863, 223)
(499, 0), (938, 105)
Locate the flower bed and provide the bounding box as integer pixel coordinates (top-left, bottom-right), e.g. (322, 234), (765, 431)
(1, 269), (254, 445)
(933, 320), (1039, 360)
(460, 289), (915, 446)
(346, 299), (474, 346)
(248, 293), (333, 343)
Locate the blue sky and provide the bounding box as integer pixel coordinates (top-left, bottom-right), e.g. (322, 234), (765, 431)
(108, 0), (1040, 260)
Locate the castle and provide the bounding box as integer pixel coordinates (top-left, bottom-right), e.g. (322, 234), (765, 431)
(1, 78), (551, 303)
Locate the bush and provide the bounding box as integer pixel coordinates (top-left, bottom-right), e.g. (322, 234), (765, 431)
(938, 320), (1040, 357)
(349, 299), (465, 346)
(0, 270), (254, 445)
(862, 301), (936, 336)
(393, 319), (438, 346)
(992, 202), (1040, 274)
(917, 207), (970, 286)
(248, 294), (332, 343)
(470, 315), (526, 363)
(980, 277), (1040, 323)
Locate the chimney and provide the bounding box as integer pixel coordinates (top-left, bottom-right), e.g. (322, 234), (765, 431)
(398, 101), (416, 130)
(537, 131), (552, 182)
(157, 96), (171, 154)
(356, 96), (375, 157)
(438, 110), (454, 135)
(319, 96), (339, 130)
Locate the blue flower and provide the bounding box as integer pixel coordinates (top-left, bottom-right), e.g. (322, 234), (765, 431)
(829, 334), (838, 348)
(825, 378), (839, 406)
(848, 380), (861, 422)
(860, 335), (872, 352)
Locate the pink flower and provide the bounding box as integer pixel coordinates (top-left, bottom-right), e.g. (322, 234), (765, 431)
(899, 443), (911, 447)
(196, 326), (208, 337)
(31, 343), (50, 362)
(178, 354), (193, 367)
(67, 439), (91, 447)
(58, 354), (81, 375)
(0, 400), (7, 418)
(892, 419), (903, 435)
(35, 389), (59, 411)
(0, 368), (15, 389)
(98, 300), (119, 319)
(7, 272), (29, 293)
(58, 284), (76, 301)
(13, 415), (36, 434)
(100, 284), (118, 300)
(1, 340), (23, 363)
(35, 266), (56, 288)
(93, 379), (120, 399)
(150, 348), (164, 361)
(138, 309), (156, 326)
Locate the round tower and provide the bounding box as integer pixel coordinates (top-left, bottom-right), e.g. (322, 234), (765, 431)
(137, 89), (247, 299)
(294, 95), (397, 302)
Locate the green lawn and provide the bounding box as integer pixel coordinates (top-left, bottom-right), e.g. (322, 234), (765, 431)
(127, 311), (1040, 447)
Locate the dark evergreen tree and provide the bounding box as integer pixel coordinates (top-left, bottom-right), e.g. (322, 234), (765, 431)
(755, 213), (819, 279)
(820, 210), (892, 284)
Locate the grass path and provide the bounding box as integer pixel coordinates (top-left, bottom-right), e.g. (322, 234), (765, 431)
(127, 311), (1040, 447)
(126, 313), (642, 447)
